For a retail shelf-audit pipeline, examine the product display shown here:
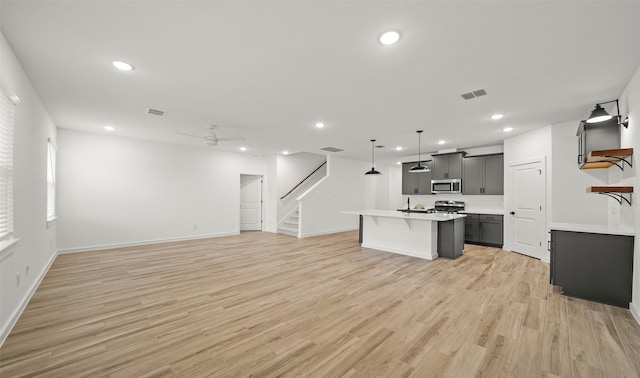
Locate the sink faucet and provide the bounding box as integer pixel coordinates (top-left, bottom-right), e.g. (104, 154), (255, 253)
(407, 197), (411, 213)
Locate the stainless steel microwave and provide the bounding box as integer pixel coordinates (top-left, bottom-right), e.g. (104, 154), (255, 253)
(431, 179), (461, 194)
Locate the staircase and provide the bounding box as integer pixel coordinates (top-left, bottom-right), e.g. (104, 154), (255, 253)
(278, 209), (299, 237)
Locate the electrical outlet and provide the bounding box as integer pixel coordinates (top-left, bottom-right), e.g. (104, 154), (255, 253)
(16, 272), (20, 286)
(193, 224), (198, 230)
(25, 264), (30, 274)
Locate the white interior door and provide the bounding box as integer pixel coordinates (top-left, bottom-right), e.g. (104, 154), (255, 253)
(240, 175), (262, 231)
(508, 160), (546, 259)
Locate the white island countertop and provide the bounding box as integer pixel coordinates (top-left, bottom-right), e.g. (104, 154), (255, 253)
(342, 209), (466, 221)
(549, 222), (635, 237)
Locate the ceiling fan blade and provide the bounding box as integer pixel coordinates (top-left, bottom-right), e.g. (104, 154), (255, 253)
(216, 136), (245, 141)
(174, 131), (203, 139)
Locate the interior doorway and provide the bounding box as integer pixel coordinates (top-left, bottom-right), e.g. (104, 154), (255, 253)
(240, 175), (263, 231)
(507, 158), (547, 260)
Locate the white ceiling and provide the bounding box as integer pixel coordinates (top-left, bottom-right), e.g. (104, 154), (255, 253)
(2, 1), (640, 163)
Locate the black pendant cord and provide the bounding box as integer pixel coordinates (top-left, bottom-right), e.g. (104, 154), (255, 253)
(417, 130), (423, 166)
(371, 139), (375, 169)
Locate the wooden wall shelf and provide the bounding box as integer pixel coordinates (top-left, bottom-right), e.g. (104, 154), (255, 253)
(587, 186), (633, 205)
(581, 148), (633, 170)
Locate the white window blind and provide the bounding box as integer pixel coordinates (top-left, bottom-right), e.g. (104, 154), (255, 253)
(47, 138), (56, 221)
(0, 84), (16, 243)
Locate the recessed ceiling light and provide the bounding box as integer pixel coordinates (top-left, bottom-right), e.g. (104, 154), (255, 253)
(240, 147), (247, 151)
(396, 162), (402, 165)
(490, 114), (504, 120)
(315, 122), (325, 128)
(104, 125), (115, 131)
(438, 140), (446, 145)
(283, 151), (289, 155)
(379, 30), (401, 45)
(395, 146), (403, 151)
(112, 60), (134, 71)
(502, 127), (514, 132)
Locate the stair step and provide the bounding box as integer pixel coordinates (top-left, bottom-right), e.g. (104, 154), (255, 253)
(277, 227), (298, 237)
(283, 221), (298, 228)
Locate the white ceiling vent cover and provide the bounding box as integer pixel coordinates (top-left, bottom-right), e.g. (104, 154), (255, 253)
(147, 108), (166, 116)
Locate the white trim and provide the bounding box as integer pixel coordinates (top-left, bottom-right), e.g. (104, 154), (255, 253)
(631, 302), (640, 326)
(0, 237), (20, 255)
(300, 227), (359, 238)
(57, 231), (239, 254)
(46, 217), (57, 228)
(0, 250), (57, 348)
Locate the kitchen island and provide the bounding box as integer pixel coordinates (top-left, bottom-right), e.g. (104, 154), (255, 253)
(342, 210), (466, 260)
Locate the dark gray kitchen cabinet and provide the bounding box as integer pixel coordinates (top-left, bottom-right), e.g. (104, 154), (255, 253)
(550, 229), (633, 308)
(464, 213), (503, 247)
(464, 214), (480, 243)
(401, 161), (432, 195)
(577, 118), (620, 167)
(432, 153), (463, 180)
(462, 154), (504, 195)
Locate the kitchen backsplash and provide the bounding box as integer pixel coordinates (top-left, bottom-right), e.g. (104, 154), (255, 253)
(399, 194), (504, 210)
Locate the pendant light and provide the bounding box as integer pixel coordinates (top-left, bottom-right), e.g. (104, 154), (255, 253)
(585, 99), (629, 128)
(586, 104), (613, 124)
(409, 130), (430, 173)
(365, 139), (381, 175)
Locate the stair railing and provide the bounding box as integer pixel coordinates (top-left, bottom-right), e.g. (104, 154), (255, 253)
(280, 161), (327, 200)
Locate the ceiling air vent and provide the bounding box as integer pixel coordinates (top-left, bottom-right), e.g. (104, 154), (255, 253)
(461, 88), (487, 100)
(147, 108), (166, 116)
(375, 145), (385, 148)
(320, 147), (344, 152)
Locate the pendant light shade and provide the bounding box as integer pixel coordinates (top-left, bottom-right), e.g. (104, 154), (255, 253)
(409, 130), (430, 173)
(586, 104), (613, 124)
(365, 139), (381, 175)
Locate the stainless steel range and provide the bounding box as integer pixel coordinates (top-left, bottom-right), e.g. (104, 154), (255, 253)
(426, 200), (465, 214)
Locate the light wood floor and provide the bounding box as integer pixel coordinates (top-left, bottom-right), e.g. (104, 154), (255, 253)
(1, 231), (639, 377)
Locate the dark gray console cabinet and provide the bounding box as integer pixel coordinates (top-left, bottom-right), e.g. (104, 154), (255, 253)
(438, 218), (464, 259)
(401, 161), (432, 195)
(550, 229), (633, 308)
(432, 153), (463, 180)
(462, 154), (504, 195)
(464, 213), (503, 247)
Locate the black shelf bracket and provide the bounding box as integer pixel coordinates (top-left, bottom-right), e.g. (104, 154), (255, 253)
(597, 192), (632, 205)
(592, 155), (633, 171)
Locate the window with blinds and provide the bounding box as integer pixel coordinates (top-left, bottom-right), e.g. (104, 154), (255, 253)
(47, 138), (56, 221)
(0, 84), (16, 244)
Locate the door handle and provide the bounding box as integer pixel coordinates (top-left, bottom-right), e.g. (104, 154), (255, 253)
(510, 211), (515, 215)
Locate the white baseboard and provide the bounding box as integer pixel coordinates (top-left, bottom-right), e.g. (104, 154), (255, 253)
(0, 250), (57, 348)
(300, 227), (358, 238)
(631, 302), (640, 326)
(57, 231), (239, 254)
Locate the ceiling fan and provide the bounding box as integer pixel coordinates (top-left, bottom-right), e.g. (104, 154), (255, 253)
(175, 125), (245, 146)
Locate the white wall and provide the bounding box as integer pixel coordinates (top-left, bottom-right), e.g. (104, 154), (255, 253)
(0, 32), (58, 345)
(277, 152), (326, 222)
(618, 63), (640, 323)
(57, 129), (267, 251)
(300, 155), (372, 237)
(550, 120), (610, 225)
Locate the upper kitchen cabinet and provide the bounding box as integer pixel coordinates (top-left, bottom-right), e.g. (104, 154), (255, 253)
(402, 161), (433, 195)
(432, 152), (463, 180)
(462, 154), (504, 195)
(577, 118), (620, 168)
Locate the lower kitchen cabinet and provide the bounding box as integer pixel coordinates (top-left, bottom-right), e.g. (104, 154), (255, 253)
(550, 229), (633, 308)
(464, 213), (503, 247)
